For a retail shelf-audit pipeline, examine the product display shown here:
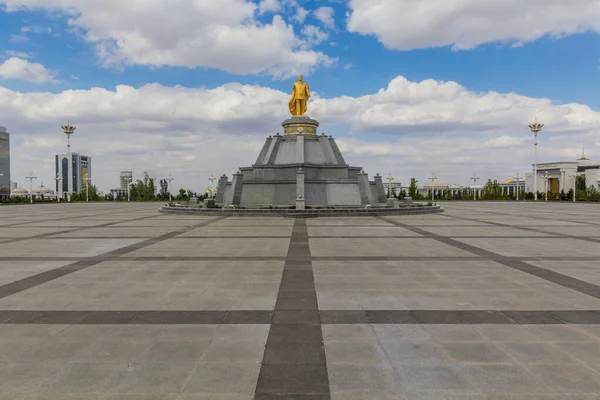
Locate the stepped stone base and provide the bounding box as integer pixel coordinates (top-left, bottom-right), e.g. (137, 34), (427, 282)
(214, 116), (389, 208)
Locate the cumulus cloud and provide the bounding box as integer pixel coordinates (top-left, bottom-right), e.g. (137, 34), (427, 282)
(258, 0), (282, 14)
(0, 57), (54, 83)
(2, 75), (600, 192)
(2, 50), (31, 58)
(302, 25), (329, 46)
(347, 0), (600, 50)
(314, 6), (335, 29)
(292, 6), (310, 23)
(2, 0), (334, 78)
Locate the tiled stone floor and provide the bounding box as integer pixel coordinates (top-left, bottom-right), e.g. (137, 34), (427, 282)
(0, 201), (600, 399)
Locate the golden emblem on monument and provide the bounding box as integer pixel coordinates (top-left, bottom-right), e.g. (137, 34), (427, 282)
(288, 74), (311, 116)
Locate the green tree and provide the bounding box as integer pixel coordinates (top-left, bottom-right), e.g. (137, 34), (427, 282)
(129, 172), (157, 201)
(175, 188), (187, 201)
(587, 185), (600, 202)
(158, 179), (170, 200)
(576, 175), (587, 191)
(408, 178), (418, 199)
(481, 179), (502, 200)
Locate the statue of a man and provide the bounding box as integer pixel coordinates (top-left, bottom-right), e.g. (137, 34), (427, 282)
(289, 74), (310, 116)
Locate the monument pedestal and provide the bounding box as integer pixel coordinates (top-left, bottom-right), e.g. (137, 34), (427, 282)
(216, 116), (389, 208)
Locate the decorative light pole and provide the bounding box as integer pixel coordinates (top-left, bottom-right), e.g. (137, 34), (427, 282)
(208, 173), (217, 199)
(471, 174), (480, 201)
(25, 171), (37, 204)
(569, 172), (583, 203)
(61, 120), (76, 153)
(166, 174), (175, 202)
(528, 118), (544, 201)
(512, 172), (521, 201)
(85, 176), (91, 202)
(53, 173), (63, 202)
(61, 121), (76, 202)
(127, 177), (133, 202)
(542, 171), (549, 202)
(429, 173), (438, 202)
(386, 173), (395, 199)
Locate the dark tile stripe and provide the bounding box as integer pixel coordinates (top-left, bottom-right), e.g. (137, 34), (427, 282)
(379, 216), (600, 301)
(254, 219), (331, 399)
(0, 217), (227, 300)
(0, 310), (272, 324)
(2, 309), (600, 325)
(4, 255), (600, 262)
(0, 213), (164, 245)
(438, 205), (600, 227)
(438, 213), (600, 244)
(0, 256), (288, 261)
(0, 207), (157, 228)
(319, 310), (600, 324)
(308, 235), (564, 239)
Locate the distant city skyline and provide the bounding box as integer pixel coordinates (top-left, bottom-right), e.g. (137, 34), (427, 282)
(1, 0), (599, 192)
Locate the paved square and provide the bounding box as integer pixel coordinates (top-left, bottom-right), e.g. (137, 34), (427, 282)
(1, 201), (600, 399)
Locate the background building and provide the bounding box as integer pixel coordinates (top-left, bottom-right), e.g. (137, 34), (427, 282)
(109, 171), (133, 199)
(55, 152), (92, 199)
(525, 152), (600, 196)
(0, 126), (10, 201)
(11, 187), (28, 198)
(499, 178), (526, 197)
(120, 171), (133, 190)
(10, 181), (17, 190)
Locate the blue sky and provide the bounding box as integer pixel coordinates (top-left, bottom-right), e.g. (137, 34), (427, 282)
(1, 0), (600, 192)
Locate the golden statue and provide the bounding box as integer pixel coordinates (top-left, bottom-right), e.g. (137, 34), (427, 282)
(288, 74), (310, 116)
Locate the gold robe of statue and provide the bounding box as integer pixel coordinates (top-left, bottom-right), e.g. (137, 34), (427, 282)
(289, 75), (310, 116)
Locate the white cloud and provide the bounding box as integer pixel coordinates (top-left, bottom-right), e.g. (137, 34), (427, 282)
(2, 50), (31, 59)
(292, 6), (309, 23)
(20, 25), (51, 34)
(1, 75), (600, 192)
(347, 0), (600, 50)
(258, 0), (281, 14)
(2, 0), (334, 78)
(314, 6), (335, 29)
(0, 57), (54, 83)
(302, 25), (329, 46)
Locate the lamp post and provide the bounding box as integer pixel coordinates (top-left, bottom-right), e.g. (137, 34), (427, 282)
(166, 174), (175, 202)
(85, 176), (91, 202)
(61, 121), (76, 202)
(471, 174), (480, 201)
(127, 178), (133, 202)
(429, 173), (438, 202)
(208, 173), (217, 199)
(528, 118), (544, 201)
(25, 171), (37, 204)
(61, 120), (76, 154)
(386, 174), (395, 199)
(53, 173), (63, 202)
(512, 172), (520, 201)
(542, 171), (549, 202)
(569, 173), (583, 202)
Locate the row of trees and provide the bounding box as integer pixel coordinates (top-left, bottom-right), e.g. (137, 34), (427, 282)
(391, 177), (600, 202)
(108, 173), (204, 202)
(4, 172), (205, 203)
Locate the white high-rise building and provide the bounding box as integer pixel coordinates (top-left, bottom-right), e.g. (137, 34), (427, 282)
(120, 171), (133, 190)
(0, 126), (10, 201)
(55, 152), (92, 199)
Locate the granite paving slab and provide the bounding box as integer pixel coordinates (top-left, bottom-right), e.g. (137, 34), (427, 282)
(0, 202), (600, 398)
